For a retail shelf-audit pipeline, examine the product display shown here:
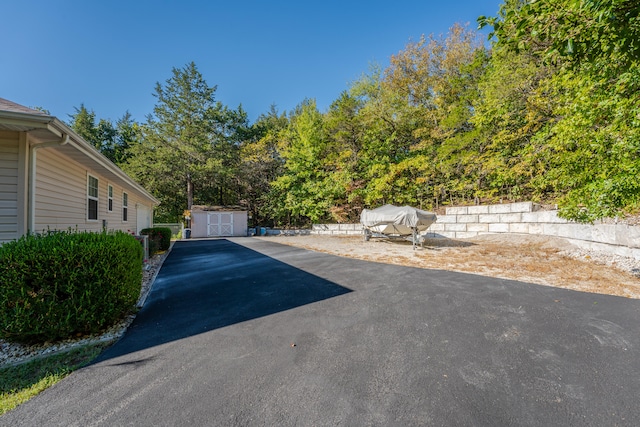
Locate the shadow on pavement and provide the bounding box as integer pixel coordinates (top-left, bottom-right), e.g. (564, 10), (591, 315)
(95, 239), (352, 362)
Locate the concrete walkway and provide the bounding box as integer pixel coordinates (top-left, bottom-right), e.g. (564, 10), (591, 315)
(2, 238), (639, 426)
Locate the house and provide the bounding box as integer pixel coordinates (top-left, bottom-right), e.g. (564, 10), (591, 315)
(190, 205), (248, 238)
(0, 98), (159, 244)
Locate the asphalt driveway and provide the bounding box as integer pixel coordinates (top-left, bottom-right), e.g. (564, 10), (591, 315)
(2, 238), (639, 426)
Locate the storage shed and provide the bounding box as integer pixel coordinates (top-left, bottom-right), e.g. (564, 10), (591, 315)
(190, 205), (248, 238)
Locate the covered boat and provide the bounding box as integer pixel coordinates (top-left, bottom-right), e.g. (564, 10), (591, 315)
(360, 204), (437, 247)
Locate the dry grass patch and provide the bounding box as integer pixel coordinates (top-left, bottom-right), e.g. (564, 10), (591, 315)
(258, 234), (640, 299)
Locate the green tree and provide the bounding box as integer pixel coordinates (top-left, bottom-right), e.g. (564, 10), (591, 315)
(238, 105), (288, 226)
(95, 118), (118, 159)
(123, 62), (247, 222)
(68, 105), (136, 165)
(471, 44), (557, 203)
(105, 112), (140, 165)
(479, 0), (640, 74)
(324, 91), (367, 221)
(356, 24), (486, 209)
(477, 0), (640, 221)
(68, 104), (98, 148)
(348, 66), (420, 207)
(527, 68), (640, 221)
(270, 99), (340, 224)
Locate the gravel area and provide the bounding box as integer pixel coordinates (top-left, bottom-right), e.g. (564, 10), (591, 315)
(0, 247), (171, 367)
(562, 247), (640, 277)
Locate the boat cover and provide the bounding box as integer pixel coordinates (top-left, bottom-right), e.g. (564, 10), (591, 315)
(360, 204), (437, 235)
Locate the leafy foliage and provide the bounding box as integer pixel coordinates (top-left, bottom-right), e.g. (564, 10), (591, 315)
(238, 105), (287, 226)
(68, 105), (138, 165)
(74, 7), (640, 225)
(140, 227), (172, 254)
(479, 0), (640, 74)
(477, 0), (640, 221)
(265, 24), (488, 224)
(0, 230), (143, 343)
(122, 62), (248, 222)
(269, 99), (341, 224)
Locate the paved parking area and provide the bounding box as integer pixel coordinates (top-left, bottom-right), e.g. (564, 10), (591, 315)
(2, 238), (639, 426)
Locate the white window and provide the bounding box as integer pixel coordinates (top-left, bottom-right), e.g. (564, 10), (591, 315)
(87, 175), (99, 220)
(108, 184), (113, 212)
(122, 192), (128, 222)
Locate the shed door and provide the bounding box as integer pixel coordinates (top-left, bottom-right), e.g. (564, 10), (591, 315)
(207, 212), (233, 237)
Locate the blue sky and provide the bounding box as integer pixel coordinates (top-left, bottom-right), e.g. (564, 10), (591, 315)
(1, 0), (502, 124)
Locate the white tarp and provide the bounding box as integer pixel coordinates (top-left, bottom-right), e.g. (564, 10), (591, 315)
(360, 204), (437, 235)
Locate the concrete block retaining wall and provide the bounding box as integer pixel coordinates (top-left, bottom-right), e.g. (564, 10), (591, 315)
(262, 228), (311, 236)
(311, 223), (363, 236)
(311, 202), (640, 260)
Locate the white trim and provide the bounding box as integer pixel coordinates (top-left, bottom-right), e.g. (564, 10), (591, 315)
(16, 132), (28, 236)
(207, 212), (234, 237)
(87, 173), (99, 221)
(107, 183), (113, 212)
(122, 191), (128, 222)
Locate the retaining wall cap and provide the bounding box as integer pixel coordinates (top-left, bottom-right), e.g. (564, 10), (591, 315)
(489, 204), (513, 214)
(467, 205), (489, 214)
(509, 202), (534, 213)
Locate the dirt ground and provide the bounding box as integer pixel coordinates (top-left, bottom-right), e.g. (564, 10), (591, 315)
(256, 234), (640, 299)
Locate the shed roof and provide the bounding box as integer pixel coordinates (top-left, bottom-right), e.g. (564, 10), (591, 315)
(191, 205), (247, 212)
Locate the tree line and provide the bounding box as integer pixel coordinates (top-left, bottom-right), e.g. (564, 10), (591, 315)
(69, 0), (640, 225)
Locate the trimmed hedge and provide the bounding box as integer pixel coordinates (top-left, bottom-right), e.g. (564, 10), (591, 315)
(0, 230), (143, 344)
(140, 227), (171, 254)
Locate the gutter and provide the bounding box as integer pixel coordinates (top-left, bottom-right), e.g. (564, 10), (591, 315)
(46, 118), (159, 205)
(62, 131), (159, 204)
(1, 110), (160, 232)
(0, 111), (159, 202)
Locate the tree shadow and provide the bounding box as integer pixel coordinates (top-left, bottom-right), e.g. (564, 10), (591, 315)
(94, 239), (352, 362)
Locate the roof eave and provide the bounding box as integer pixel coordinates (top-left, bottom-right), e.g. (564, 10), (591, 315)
(47, 118), (161, 205)
(0, 111), (160, 205)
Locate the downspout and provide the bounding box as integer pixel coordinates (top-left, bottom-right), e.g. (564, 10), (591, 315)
(28, 133), (69, 233)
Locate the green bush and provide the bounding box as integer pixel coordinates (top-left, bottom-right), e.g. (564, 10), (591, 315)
(0, 230), (143, 344)
(140, 227), (172, 253)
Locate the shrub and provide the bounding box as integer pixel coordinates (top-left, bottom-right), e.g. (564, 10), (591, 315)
(140, 227), (172, 253)
(0, 230), (143, 344)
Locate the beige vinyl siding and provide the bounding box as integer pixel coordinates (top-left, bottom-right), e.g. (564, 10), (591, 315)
(34, 148), (89, 232)
(34, 148), (154, 235)
(0, 131), (19, 242)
